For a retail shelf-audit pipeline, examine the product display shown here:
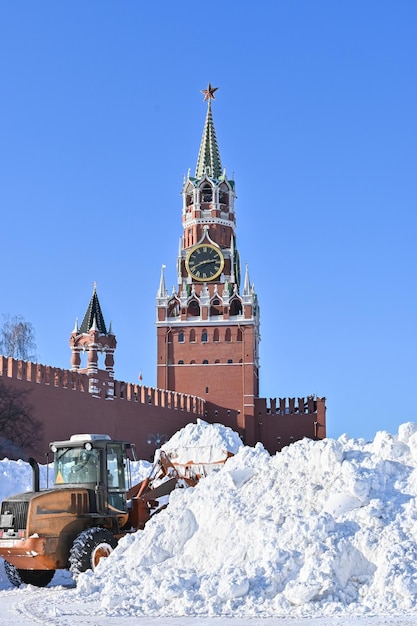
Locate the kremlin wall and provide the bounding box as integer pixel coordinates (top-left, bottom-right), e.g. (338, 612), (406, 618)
(0, 352), (325, 461)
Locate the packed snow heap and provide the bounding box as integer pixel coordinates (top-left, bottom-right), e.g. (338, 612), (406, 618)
(3, 420), (417, 618)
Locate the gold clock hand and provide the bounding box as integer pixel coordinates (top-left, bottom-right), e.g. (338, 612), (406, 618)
(192, 259), (215, 270)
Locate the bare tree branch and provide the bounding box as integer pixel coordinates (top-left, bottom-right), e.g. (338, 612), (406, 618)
(0, 314), (37, 361)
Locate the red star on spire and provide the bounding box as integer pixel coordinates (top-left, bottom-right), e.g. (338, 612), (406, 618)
(201, 83), (219, 101)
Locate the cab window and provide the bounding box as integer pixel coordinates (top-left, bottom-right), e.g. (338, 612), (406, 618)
(106, 443), (127, 512)
(54, 448), (100, 485)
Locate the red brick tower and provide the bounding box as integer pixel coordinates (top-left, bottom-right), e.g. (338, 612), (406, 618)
(70, 284), (117, 398)
(156, 84), (260, 431)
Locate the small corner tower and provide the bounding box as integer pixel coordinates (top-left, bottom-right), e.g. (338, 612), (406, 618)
(70, 284), (117, 397)
(156, 85), (260, 434)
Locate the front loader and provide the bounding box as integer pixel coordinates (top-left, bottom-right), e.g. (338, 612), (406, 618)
(0, 433), (223, 588)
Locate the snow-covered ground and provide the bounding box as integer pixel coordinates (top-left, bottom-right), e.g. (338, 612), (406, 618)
(1, 420), (417, 625)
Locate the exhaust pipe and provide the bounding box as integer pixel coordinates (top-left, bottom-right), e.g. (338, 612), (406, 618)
(28, 457), (40, 492)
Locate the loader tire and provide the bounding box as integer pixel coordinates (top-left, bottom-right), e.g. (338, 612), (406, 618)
(4, 560), (55, 587)
(69, 526), (117, 579)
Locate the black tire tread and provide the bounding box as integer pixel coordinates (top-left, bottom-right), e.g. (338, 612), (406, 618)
(69, 526), (117, 579)
(4, 560), (54, 587)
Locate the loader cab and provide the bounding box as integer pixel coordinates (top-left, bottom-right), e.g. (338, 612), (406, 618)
(50, 434), (133, 514)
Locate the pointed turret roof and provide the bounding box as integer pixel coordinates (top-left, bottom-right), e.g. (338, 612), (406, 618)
(243, 263), (251, 296)
(79, 284), (107, 334)
(195, 96), (223, 180)
(157, 265), (168, 299)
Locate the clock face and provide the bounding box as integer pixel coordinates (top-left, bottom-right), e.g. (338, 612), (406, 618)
(186, 244), (224, 281)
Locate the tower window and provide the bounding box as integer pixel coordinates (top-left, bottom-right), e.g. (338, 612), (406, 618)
(168, 299), (180, 317)
(210, 300), (222, 316)
(201, 184), (212, 203)
(178, 331), (184, 343)
(225, 328), (231, 342)
(227, 359), (233, 364)
(178, 360), (184, 364)
(188, 300), (200, 316)
(202, 330), (208, 343)
(203, 359), (209, 364)
(213, 328), (219, 342)
(237, 328), (243, 342)
(230, 298), (242, 316)
(190, 329), (196, 342)
(219, 184), (229, 208)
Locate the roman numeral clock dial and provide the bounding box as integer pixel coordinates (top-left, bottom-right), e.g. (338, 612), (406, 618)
(186, 244), (225, 281)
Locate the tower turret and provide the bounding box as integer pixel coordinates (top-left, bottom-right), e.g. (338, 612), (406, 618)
(70, 284), (116, 397)
(156, 85), (260, 434)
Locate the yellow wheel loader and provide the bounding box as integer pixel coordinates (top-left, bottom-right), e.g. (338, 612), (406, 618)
(0, 433), (227, 587)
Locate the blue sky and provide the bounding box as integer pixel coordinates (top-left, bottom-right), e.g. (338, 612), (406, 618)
(0, 1), (416, 442)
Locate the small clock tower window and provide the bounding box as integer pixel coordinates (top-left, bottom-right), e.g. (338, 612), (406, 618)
(188, 300), (200, 316)
(230, 299), (242, 316)
(219, 183), (228, 208)
(201, 184), (212, 203)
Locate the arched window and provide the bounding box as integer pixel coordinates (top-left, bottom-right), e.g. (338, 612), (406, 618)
(178, 331), (184, 343)
(202, 330), (208, 343)
(237, 328), (243, 342)
(215, 359), (220, 364)
(227, 359), (233, 364)
(230, 298), (242, 316)
(213, 328), (219, 342)
(190, 329), (196, 342)
(219, 183), (229, 209)
(188, 300), (200, 316)
(190, 359), (196, 364)
(201, 183), (212, 203)
(168, 298), (180, 317)
(203, 359), (209, 364)
(210, 298), (222, 316)
(178, 360), (184, 364)
(185, 183), (194, 208)
(225, 328), (231, 342)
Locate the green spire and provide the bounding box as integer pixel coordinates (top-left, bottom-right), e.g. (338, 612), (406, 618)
(195, 98), (223, 180)
(79, 284), (107, 334)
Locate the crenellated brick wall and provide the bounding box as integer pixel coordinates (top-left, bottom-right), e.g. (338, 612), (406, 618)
(0, 356), (206, 460)
(0, 355), (325, 460)
(253, 396), (326, 452)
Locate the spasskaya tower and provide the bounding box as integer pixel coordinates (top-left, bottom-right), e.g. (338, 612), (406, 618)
(156, 84), (260, 432)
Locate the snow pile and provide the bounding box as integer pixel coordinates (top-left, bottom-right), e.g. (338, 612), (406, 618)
(0, 459), (37, 499)
(161, 418), (243, 466)
(74, 422), (417, 618)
